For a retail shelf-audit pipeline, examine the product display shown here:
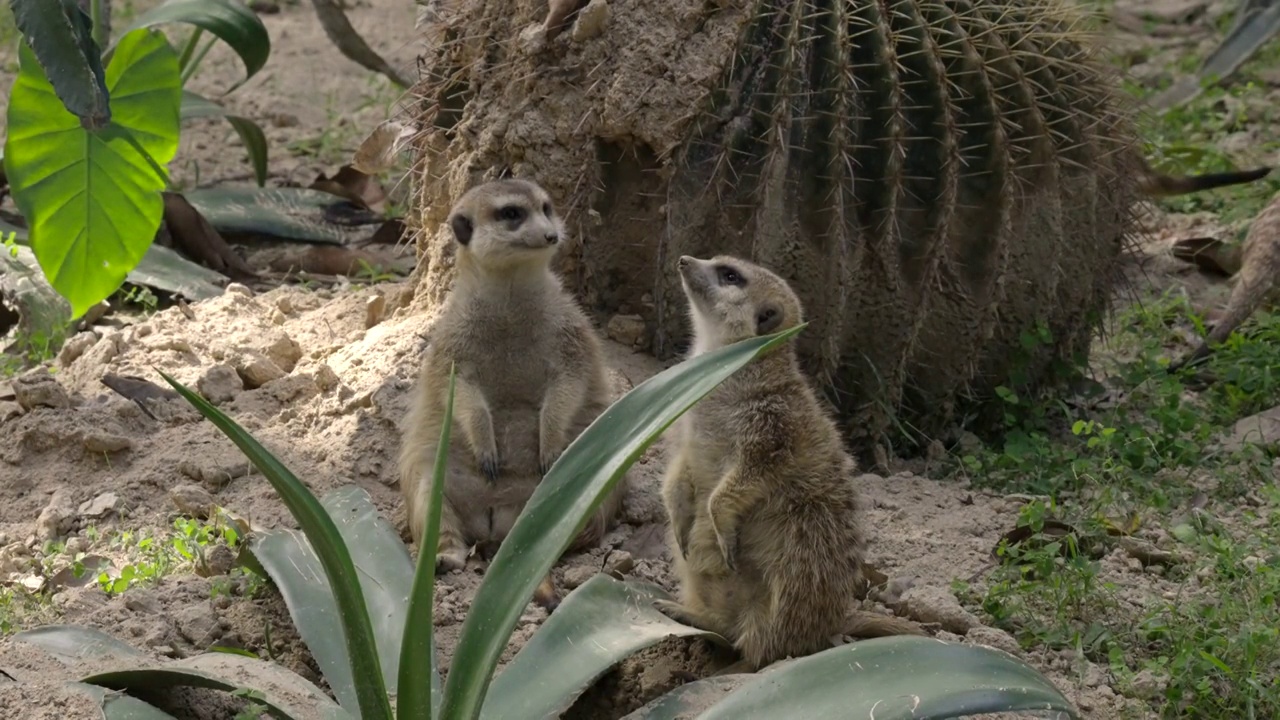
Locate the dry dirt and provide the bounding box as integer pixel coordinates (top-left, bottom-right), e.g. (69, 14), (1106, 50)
(0, 0), (1275, 718)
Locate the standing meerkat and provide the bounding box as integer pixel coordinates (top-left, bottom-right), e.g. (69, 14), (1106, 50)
(655, 254), (924, 671)
(398, 178), (627, 599)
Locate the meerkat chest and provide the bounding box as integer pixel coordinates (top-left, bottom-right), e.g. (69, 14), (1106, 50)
(448, 301), (564, 400)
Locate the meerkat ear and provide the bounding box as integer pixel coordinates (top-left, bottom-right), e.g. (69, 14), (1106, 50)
(450, 214), (474, 246)
(756, 304), (782, 335)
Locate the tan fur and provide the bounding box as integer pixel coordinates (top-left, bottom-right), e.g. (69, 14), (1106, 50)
(1173, 189), (1280, 370)
(655, 254), (924, 671)
(1135, 156), (1271, 198)
(398, 178), (627, 593)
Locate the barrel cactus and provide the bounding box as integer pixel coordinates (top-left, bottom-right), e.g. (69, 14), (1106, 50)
(406, 0), (1141, 453)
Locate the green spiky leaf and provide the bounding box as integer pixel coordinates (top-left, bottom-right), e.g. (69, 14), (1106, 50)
(626, 637), (1078, 719)
(3, 28), (181, 319)
(396, 366), (455, 720)
(439, 325), (805, 720)
(483, 575), (727, 720)
(180, 90), (268, 186)
(119, 0), (270, 85)
(160, 374), (394, 720)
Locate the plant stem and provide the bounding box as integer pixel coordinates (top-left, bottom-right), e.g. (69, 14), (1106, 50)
(180, 35), (218, 86)
(177, 27), (205, 72)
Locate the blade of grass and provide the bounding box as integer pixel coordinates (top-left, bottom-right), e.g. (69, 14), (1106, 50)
(439, 325), (805, 720)
(396, 364), (455, 720)
(159, 371), (394, 720)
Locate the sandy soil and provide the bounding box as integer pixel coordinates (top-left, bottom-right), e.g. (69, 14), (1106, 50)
(0, 0), (1275, 718)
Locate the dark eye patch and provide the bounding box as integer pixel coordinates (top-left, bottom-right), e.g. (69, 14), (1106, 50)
(715, 264), (745, 286)
(542, 202), (553, 216)
(496, 205), (527, 223)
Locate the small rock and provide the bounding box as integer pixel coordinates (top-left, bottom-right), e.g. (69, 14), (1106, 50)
(79, 492), (124, 519)
(83, 432), (133, 454)
(232, 351), (286, 389)
(64, 536), (88, 555)
(36, 489), (76, 541)
(225, 283), (254, 298)
(1221, 404), (1280, 453)
(176, 603), (223, 645)
(1129, 668), (1168, 701)
(894, 585), (980, 634)
(275, 296), (294, 314)
(366, 294), (387, 329)
(12, 373), (70, 411)
(170, 484), (217, 519)
(312, 364), (340, 392)
(606, 550), (635, 575)
(606, 314), (648, 350)
(198, 364), (244, 404)
(58, 331), (99, 366)
(572, 0), (609, 41)
(262, 332), (303, 373)
(0, 543), (34, 575)
(1243, 555), (1262, 571)
(965, 626), (1022, 656)
(562, 566), (596, 590)
(78, 300), (111, 327)
(204, 545), (236, 576)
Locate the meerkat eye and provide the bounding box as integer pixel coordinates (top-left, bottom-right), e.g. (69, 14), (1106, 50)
(542, 202), (553, 216)
(715, 265), (745, 286)
(496, 205), (526, 223)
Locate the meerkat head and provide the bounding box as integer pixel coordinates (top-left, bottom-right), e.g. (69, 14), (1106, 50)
(677, 254), (803, 353)
(447, 179), (565, 272)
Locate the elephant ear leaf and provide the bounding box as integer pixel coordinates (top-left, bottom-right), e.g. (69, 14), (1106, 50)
(8, 0), (111, 128)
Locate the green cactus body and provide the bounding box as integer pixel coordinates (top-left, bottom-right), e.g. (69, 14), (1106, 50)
(410, 0), (1141, 452)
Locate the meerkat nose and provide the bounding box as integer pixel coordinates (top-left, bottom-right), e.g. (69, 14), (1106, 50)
(545, 232), (559, 244)
(677, 256), (691, 268)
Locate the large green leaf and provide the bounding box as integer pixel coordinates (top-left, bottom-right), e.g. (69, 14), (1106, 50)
(396, 367), (454, 720)
(119, 0), (271, 84)
(484, 575), (727, 720)
(81, 652), (352, 720)
(4, 28), (182, 319)
(439, 326), (805, 720)
(14, 624), (151, 663)
(248, 485), (437, 716)
(65, 682), (179, 719)
(184, 186), (383, 245)
(180, 89), (269, 187)
(8, 0), (110, 128)
(637, 637), (1078, 720)
(160, 374), (394, 720)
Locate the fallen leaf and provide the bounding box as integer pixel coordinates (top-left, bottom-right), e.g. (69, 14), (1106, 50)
(351, 120), (415, 176)
(47, 555), (114, 591)
(100, 374), (180, 420)
(309, 165), (387, 212)
(1171, 236), (1242, 277)
(160, 192), (258, 281)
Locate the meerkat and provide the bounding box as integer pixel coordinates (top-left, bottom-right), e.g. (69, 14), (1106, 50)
(398, 178), (627, 607)
(654, 254), (924, 671)
(1136, 157), (1271, 198)
(1171, 188), (1280, 371)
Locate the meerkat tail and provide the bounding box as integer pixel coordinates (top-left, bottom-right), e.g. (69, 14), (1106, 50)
(1138, 166), (1272, 198)
(843, 611), (928, 639)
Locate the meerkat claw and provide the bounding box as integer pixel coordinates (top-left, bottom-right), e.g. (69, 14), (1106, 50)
(479, 453), (500, 482)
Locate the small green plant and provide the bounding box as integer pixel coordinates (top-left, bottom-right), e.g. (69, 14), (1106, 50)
(7, 327), (1082, 718)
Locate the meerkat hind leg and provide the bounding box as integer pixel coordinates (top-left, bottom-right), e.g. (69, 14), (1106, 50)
(430, 497), (471, 572)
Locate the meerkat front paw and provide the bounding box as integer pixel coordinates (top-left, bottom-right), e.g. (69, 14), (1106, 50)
(434, 544), (470, 573)
(653, 599), (713, 631)
(538, 444), (564, 476)
(712, 526), (738, 572)
(477, 450), (500, 482)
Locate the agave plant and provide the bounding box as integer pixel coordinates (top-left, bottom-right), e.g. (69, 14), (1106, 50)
(5, 325), (1081, 719)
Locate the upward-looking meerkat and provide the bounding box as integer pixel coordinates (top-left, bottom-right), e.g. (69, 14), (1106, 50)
(655, 254), (924, 671)
(398, 178), (627, 600)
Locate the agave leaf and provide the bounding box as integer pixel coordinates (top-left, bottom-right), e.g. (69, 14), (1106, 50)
(14, 624), (151, 664)
(4, 28), (181, 319)
(248, 485), (437, 715)
(396, 367), (455, 720)
(439, 326), (805, 720)
(620, 676), (752, 720)
(1151, 0), (1280, 110)
(160, 375), (394, 720)
(7, 0), (111, 128)
(81, 652), (353, 720)
(180, 90), (269, 187)
(483, 575), (728, 720)
(687, 637), (1078, 720)
(65, 681), (179, 719)
(183, 186), (381, 245)
(119, 0), (270, 85)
